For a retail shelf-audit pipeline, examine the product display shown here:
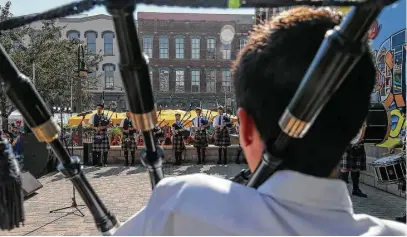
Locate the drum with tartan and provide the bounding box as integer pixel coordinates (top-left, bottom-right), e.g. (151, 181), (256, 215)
(93, 130), (110, 152)
(122, 133), (136, 152)
(340, 142), (366, 171)
(214, 127), (231, 147)
(194, 130), (208, 148)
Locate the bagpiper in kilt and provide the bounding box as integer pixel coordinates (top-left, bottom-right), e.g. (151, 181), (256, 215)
(192, 107), (209, 164)
(89, 104), (112, 167)
(339, 128), (367, 197)
(213, 106), (232, 165)
(120, 112), (137, 166)
(172, 113), (186, 165)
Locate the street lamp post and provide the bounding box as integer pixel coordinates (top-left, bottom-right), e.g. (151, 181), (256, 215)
(77, 44), (89, 146)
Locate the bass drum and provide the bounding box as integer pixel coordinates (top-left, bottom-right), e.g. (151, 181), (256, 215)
(355, 103), (391, 144)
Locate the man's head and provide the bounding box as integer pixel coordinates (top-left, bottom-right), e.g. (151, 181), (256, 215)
(233, 7), (375, 177)
(217, 106), (224, 115)
(175, 113), (181, 121)
(195, 108), (202, 116)
(96, 104), (104, 114)
(126, 111), (131, 118)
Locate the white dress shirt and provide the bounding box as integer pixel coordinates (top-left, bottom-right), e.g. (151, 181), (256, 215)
(213, 114), (225, 127)
(88, 114), (96, 125)
(115, 170), (407, 236)
(192, 116), (204, 127)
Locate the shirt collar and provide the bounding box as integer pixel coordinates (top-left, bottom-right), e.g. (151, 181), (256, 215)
(258, 170), (353, 213)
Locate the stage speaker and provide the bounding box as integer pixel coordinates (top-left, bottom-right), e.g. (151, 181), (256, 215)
(21, 171), (43, 198)
(21, 133), (49, 178)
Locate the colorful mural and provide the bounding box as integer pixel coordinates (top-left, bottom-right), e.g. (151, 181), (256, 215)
(369, 0), (406, 148)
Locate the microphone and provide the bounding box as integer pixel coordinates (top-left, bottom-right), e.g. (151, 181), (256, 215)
(77, 110), (93, 117)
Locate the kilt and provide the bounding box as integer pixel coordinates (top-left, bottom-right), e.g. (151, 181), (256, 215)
(121, 133), (136, 151)
(214, 127), (231, 147)
(193, 130), (208, 148)
(340, 143), (366, 171)
(92, 130), (110, 152)
(172, 134), (185, 152)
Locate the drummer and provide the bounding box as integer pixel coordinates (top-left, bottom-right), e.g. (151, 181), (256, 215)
(339, 127), (368, 198)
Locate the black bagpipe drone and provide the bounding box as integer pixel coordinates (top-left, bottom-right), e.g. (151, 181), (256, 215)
(0, 0), (396, 234)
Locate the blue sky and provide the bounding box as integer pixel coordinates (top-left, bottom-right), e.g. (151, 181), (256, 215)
(1, 0), (254, 17)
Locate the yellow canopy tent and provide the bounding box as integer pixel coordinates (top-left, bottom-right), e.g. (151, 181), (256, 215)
(68, 110), (126, 126)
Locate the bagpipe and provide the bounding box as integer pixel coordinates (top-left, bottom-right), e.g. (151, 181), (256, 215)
(0, 0), (395, 234)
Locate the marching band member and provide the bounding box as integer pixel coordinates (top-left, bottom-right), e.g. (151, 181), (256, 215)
(89, 103), (112, 167)
(339, 128), (368, 197)
(119, 111), (137, 166)
(172, 113), (186, 165)
(213, 106), (232, 164)
(115, 8), (406, 235)
(192, 107), (209, 164)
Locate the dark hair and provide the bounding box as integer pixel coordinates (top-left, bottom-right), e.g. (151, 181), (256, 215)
(232, 7), (375, 177)
(96, 103), (104, 108)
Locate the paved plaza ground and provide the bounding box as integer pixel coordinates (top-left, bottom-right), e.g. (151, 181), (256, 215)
(1, 164), (406, 236)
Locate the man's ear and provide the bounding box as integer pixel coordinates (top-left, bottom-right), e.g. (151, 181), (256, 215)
(237, 108), (255, 147)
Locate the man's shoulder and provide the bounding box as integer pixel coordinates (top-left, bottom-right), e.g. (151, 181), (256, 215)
(149, 173), (259, 213)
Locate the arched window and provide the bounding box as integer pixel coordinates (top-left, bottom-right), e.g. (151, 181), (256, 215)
(159, 35), (169, 59)
(191, 37), (201, 59)
(191, 69), (200, 92)
(175, 36), (185, 59)
(175, 68), (185, 92)
(85, 31), (98, 54)
(206, 69), (216, 92)
(66, 30), (80, 41)
(103, 63), (116, 89)
(142, 35), (153, 58)
(222, 69), (231, 92)
(221, 43), (231, 59)
(206, 37), (216, 59)
(239, 37), (248, 51)
(159, 68), (169, 92)
(102, 31), (115, 55)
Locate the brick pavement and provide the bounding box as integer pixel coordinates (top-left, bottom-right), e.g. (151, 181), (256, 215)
(0, 164), (405, 236)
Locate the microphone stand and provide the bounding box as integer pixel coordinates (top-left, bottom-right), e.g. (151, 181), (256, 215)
(49, 112), (87, 217)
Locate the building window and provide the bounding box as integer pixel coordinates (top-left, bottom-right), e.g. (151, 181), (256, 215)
(207, 38), (216, 59)
(159, 68), (169, 92)
(206, 70), (216, 92)
(222, 70), (231, 92)
(102, 31), (114, 55)
(191, 38), (200, 59)
(85, 31), (97, 54)
(67, 30), (80, 40)
(239, 37), (248, 51)
(103, 64), (115, 89)
(175, 69), (185, 92)
(191, 70), (200, 92)
(159, 35), (169, 59)
(142, 36), (153, 58)
(221, 43), (231, 60)
(175, 36), (185, 59)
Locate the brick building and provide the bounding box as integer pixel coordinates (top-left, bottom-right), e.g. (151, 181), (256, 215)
(137, 12), (254, 110)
